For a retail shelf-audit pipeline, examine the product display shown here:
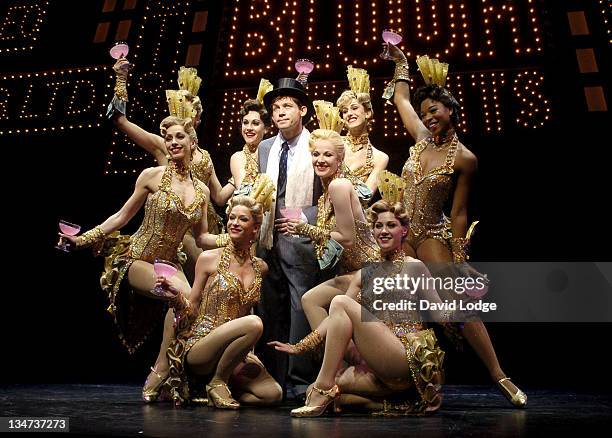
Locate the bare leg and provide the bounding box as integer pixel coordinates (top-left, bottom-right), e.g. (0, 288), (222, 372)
(301, 274), (353, 329)
(137, 267), (190, 395)
(416, 238), (520, 394)
(233, 360), (283, 405)
(186, 315), (263, 400)
(127, 260), (190, 300)
(181, 233), (203, 285)
(307, 295), (409, 408)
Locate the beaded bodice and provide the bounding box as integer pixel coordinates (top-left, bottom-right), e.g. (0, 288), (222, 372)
(190, 245), (262, 334)
(129, 165), (205, 262)
(401, 137), (458, 229)
(242, 144), (260, 186)
(344, 136), (374, 183)
(190, 147), (213, 184)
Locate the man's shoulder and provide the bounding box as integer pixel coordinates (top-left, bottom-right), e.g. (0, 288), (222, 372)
(259, 136), (276, 150)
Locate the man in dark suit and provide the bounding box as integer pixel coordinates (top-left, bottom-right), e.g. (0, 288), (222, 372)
(256, 78), (323, 398)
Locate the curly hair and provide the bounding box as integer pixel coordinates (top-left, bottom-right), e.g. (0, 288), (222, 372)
(336, 90), (374, 126)
(227, 195), (264, 225)
(308, 129), (345, 161)
(412, 84), (460, 127)
(159, 116), (197, 142)
(367, 200), (410, 228)
(239, 99), (271, 127)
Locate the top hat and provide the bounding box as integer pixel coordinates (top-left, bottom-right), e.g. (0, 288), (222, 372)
(263, 78), (315, 123)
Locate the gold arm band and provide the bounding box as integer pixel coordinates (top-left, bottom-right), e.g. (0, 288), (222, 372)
(382, 60), (410, 101)
(215, 233), (230, 248)
(295, 222), (329, 243)
(76, 226), (106, 249)
(114, 75), (128, 102)
(292, 330), (323, 355)
(450, 237), (468, 263)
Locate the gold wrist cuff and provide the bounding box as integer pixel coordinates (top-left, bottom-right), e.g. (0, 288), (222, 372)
(292, 329), (323, 355)
(450, 237), (468, 263)
(114, 75), (128, 102)
(76, 226), (106, 248)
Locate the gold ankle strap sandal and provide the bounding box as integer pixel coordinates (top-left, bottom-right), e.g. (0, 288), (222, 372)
(497, 377), (527, 408)
(142, 367), (169, 403)
(206, 382), (240, 410)
(290, 384), (340, 417)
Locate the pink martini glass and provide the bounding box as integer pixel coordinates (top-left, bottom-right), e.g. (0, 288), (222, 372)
(281, 207), (303, 238)
(153, 259), (179, 297)
(295, 59), (314, 86)
(110, 41), (131, 71)
(381, 29), (403, 60)
(56, 220), (81, 252)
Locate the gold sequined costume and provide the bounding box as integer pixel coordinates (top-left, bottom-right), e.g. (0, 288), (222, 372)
(313, 182), (381, 273)
(358, 263), (445, 415)
(190, 146), (223, 233)
(166, 244), (263, 404)
(100, 165), (205, 353)
(401, 136), (458, 250)
(343, 135), (374, 183)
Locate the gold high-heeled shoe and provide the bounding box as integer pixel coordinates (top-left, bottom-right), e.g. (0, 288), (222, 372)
(497, 377), (527, 408)
(290, 384), (340, 417)
(206, 382), (240, 409)
(142, 367), (169, 403)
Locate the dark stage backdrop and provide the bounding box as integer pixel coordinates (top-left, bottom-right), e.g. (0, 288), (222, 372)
(1, 0), (610, 390)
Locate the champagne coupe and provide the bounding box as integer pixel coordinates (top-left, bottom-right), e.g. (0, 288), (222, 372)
(110, 41), (131, 71)
(380, 29), (403, 60)
(294, 59), (314, 86)
(152, 259), (179, 297)
(280, 207), (303, 238)
(56, 220), (81, 252)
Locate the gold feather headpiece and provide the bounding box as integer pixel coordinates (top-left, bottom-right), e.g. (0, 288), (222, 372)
(377, 170), (406, 205)
(256, 78), (273, 104)
(165, 90), (197, 119)
(347, 65), (370, 94)
(250, 174), (276, 215)
(177, 66), (202, 96)
(416, 55), (449, 87)
(313, 100), (344, 133)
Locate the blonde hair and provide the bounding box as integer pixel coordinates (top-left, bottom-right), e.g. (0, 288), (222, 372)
(227, 195), (264, 225)
(159, 116), (197, 142)
(308, 129), (345, 161)
(336, 90), (374, 126)
(367, 200), (410, 228)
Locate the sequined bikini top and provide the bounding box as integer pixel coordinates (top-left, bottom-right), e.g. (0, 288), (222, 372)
(196, 244), (262, 325)
(401, 136), (458, 223)
(344, 136), (374, 183)
(190, 147), (213, 184)
(129, 165), (205, 262)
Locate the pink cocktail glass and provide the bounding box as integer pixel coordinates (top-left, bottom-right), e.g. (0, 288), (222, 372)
(110, 41), (131, 71)
(295, 59), (314, 74)
(153, 259), (179, 297)
(110, 42), (129, 59)
(56, 220), (81, 252)
(281, 207), (303, 238)
(295, 59), (314, 86)
(381, 29), (403, 60)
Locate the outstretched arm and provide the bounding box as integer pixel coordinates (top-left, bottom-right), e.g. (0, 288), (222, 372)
(385, 44), (431, 143)
(110, 58), (168, 165)
(60, 168), (155, 248)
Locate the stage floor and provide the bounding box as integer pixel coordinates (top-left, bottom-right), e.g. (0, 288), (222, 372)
(1, 384), (610, 436)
